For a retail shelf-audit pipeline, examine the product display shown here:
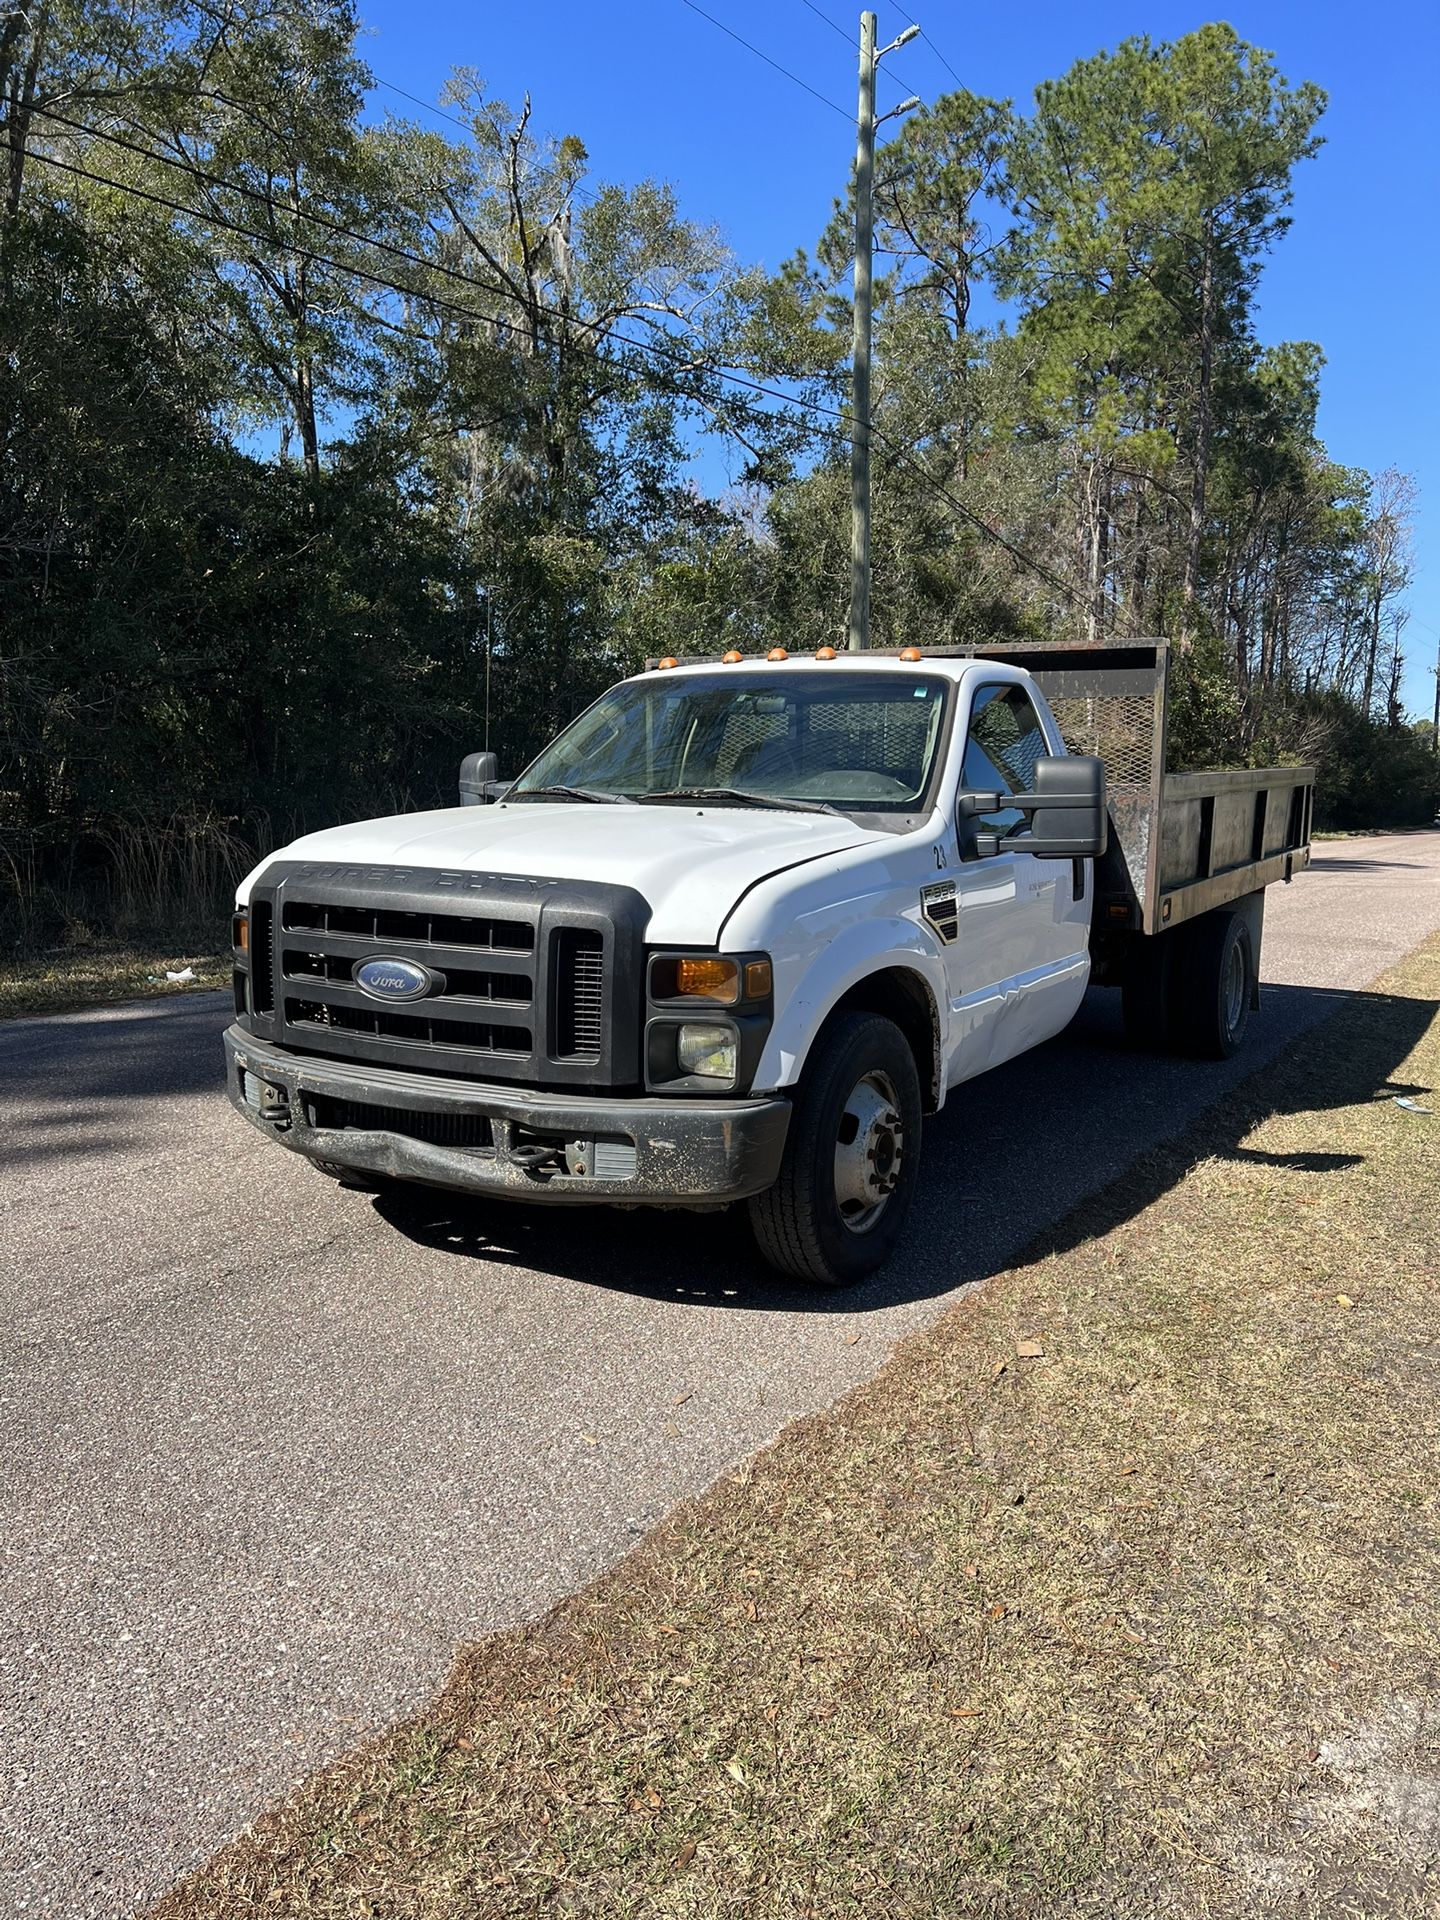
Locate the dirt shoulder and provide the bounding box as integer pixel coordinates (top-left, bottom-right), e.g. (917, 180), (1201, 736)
(0, 939), (227, 1019)
(153, 937), (1440, 1920)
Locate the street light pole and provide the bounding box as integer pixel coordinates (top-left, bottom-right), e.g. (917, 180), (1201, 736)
(846, 15), (921, 650)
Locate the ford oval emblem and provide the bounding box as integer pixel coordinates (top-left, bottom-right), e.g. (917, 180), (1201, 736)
(353, 957), (435, 1002)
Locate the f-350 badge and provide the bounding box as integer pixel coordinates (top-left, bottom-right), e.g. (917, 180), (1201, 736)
(921, 880), (959, 945)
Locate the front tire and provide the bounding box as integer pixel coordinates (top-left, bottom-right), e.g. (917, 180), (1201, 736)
(748, 1012), (922, 1288)
(312, 1159), (394, 1193)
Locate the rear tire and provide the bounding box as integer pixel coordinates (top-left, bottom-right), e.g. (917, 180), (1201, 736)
(748, 1012), (921, 1288)
(1171, 910), (1254, 1059)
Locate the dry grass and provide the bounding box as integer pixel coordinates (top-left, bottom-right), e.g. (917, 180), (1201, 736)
(153, 939), (1440, 1920)
(0, 936), (228, 1019)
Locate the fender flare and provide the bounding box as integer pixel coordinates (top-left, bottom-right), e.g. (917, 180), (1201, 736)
(753, 920), (949, 1110)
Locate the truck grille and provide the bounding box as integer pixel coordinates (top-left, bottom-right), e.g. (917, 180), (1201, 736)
(553, 929), (604, 1059)
(284, 998), (532, 1056)
(240, 862), (646, 1091)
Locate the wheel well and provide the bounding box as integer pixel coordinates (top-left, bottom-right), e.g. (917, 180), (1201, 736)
(826, 968), (941, 1113)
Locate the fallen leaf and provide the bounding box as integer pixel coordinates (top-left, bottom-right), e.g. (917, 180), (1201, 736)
(1336, 1294), (1355, 1310)
(988, 1602), (1007, 1620)
(1118, 1464), (1138, 1477)
(843, 1333), (860, 1346)
(675, 1839), (697, 1869)
(992, 1359), (1009, 1378)
(655, 1624), (678, 1636)
(1016, 1338), (1043, 1360)
(963, 1562), (978, 1579)
(949, 1705), (983, 1718)
(580, 1433), (598, 1445)
(724, 1759), (747, 1785)
(672, 1392), (693, 1406)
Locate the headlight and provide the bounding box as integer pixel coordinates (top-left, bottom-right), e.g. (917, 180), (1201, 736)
(646, 950), (773, 1093)
(677, 1022), (738, 1081)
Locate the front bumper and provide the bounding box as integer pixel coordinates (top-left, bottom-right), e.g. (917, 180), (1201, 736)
(223, 1025), (791, 1206)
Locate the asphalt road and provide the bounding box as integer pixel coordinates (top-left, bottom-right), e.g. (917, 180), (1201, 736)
(3, 831), (1440, 1917)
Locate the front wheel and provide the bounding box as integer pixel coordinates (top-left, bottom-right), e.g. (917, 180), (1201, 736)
(748, 1012), (922, 1288)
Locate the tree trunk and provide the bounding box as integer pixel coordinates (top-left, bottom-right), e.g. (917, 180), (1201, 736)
(1360, 585), (1380, 716)
(1181, 226), (1215, 635)
(295, 355), (319, 481)
(4, 6), (46, 225)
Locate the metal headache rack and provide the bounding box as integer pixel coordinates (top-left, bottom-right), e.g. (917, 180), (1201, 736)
(929, 639), (1314, 934)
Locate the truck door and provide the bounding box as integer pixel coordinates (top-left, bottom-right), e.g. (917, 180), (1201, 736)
(942, 681), (1091, 1083)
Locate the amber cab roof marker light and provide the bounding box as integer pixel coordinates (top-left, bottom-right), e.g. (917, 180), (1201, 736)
(815, 646), (838, 660)
(656, 656), (679, 670)
(767, 647), (789, 661)
(899, 646), (923, 661)
(722, 649), (744, 664)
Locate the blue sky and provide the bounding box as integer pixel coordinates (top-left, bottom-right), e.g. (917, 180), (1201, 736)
(355, 0), (1439, 718)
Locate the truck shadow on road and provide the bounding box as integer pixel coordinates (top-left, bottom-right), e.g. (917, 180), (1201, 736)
(374, 980), (1435, 1317)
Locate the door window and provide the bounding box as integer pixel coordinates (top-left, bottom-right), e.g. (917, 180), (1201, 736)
(960, 684), (1048, 839)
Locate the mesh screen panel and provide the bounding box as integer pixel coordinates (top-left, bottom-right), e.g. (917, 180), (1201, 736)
(1045, 694), (1155, 786)
(714, 697), (936, 788)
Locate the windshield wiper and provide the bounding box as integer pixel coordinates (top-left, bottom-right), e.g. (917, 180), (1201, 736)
(640, 787), (841, 816)
(515, 784), (636, 805)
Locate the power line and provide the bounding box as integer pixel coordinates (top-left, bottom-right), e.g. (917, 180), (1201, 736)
(919, 29), (964, 90)
(793, 0), (851, 44)
(875, 0), (963, 91)
(367, 74), (600, 207)
(22, 120), (1123, 627)
(369, 75), (477, 139)
(676, 0), (851, 119)
(23, 115), (844, 429)
(791, 0), (924, 100)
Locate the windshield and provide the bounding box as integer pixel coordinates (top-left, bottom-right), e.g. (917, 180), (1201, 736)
(509, 671), (951, 814)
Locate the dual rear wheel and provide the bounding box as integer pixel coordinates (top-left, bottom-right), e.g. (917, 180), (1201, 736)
(1121, 906), (1256, 1059)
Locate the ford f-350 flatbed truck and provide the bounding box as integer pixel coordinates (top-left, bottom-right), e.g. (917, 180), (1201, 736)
(225, 639), (1312, 1286)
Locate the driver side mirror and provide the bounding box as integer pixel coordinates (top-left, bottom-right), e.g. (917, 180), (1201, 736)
(459, 750), (508, 806)
(959, 754), (1107, 859)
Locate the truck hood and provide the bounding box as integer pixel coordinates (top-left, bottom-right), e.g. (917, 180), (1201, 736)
(242, 801), (875, 945)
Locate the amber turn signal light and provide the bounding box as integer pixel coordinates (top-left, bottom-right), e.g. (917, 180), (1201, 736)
(744, 959), (773, 998)
(232, 913), (248, 953)
(675, 956), (741, 1003)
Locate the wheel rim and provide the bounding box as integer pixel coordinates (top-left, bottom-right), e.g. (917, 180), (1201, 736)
(833, 1068), (904, 1234)
(1223, 939), (1247, 1036)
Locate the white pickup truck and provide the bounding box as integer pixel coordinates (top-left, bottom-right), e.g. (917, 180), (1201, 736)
(225, 641), (1312, 1286)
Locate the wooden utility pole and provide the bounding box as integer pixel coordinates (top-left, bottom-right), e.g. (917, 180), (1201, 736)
(847, 11), (878, 653)
(846, 15), (921, 651)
